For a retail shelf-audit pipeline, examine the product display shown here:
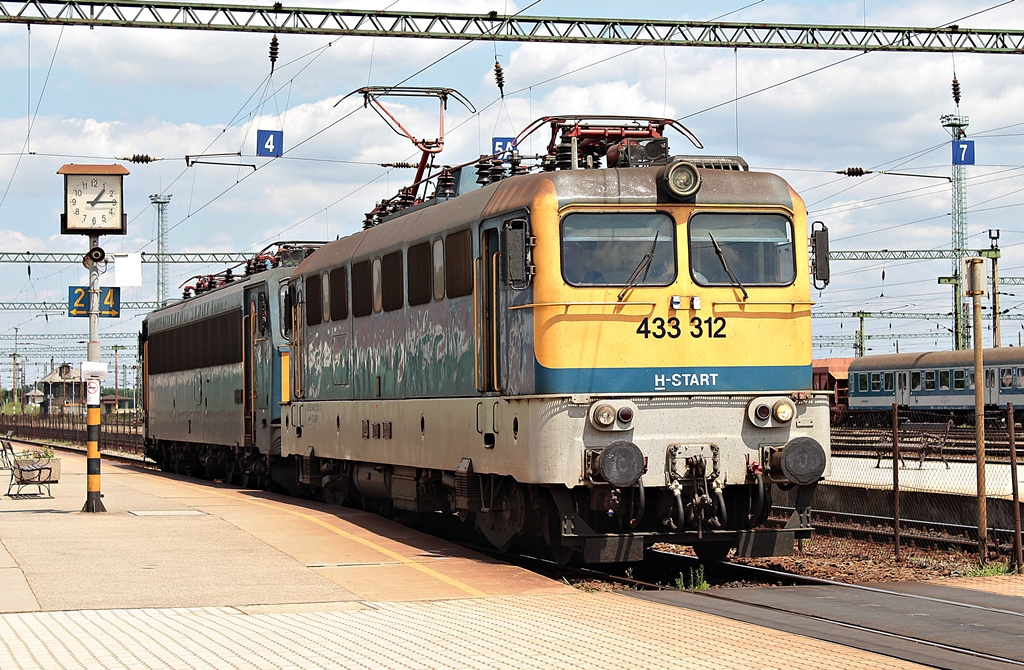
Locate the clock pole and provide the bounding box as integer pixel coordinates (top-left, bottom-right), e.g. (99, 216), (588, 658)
(83, 232), (106, 513)
(57, 162), (127, 514)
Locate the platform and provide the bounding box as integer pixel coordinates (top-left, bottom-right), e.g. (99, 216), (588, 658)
(830, 455), (1024, 498)
(0, 446), (950, 669)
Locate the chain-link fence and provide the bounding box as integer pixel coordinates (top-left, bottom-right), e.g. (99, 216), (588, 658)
(781, 403), (1024, 568)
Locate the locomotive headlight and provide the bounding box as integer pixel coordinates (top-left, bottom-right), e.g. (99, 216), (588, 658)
(773, 400), (795, 423)
(754, 404), (772, 422)
(662, 160), (702, 199)
(593, 403), (617, 428)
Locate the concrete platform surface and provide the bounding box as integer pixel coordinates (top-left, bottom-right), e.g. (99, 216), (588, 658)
(0, 448), (933, 669)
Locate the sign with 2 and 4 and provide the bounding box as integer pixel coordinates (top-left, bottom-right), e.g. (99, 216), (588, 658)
(68, 286), (120, 318)
(257, 130), (284, 157)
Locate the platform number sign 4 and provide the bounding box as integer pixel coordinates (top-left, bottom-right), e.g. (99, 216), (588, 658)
(257, 130), (284, 157)
(952, 140), (975, 165)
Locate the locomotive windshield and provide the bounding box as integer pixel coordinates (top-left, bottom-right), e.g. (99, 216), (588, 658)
(689, 212), (796, 287)
(561, 212), (675, 286)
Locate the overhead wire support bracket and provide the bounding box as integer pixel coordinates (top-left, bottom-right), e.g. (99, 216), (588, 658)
(185, 152), (255, 170)
(2, 4), (1024, 54)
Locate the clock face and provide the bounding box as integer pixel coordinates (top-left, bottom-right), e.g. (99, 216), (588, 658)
(65, 175), (123, 232)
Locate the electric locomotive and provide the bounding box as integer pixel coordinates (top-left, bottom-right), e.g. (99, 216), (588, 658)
(142, 243), (321, 485)
(279, 114), (831, 563)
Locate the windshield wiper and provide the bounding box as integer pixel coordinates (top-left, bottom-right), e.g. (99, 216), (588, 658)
(708, 232), (748, 301)
(618, 232), (659, 301)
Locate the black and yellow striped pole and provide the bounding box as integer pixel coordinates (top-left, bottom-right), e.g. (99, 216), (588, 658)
(82, 234), (107, 513)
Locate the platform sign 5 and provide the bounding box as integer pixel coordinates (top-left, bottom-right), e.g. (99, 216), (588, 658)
(257, 130), (284, 157)
(68, 286), (120, 318)
(952, 140), (975, 165)
(492, 137), (517, 158)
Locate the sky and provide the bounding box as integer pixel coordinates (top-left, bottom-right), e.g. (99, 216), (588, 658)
(3, 0), (1024, 387)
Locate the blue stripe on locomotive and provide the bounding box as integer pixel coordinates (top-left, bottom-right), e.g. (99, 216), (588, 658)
(535, 364), (811, 394)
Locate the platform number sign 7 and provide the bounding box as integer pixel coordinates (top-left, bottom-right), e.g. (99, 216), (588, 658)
(952, 140), (975, 165)
(257, 130), (284, 157)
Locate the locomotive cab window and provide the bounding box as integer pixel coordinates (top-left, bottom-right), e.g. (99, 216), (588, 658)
(689, 212), (796, 287)
(561, 212), (675, 287)
(305, 274), (322, 327)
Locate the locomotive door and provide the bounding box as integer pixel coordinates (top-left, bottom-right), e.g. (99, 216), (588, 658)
(244, 285), (272, 449)
(478, 226), (500, 393)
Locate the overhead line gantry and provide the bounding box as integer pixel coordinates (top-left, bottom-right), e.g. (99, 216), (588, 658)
(0, 2), (1023, 53)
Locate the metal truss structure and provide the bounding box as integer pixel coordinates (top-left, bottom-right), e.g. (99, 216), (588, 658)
(0, 2), (1023, 53)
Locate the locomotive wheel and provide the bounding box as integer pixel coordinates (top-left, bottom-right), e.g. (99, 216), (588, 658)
(475, 483), (525, 552)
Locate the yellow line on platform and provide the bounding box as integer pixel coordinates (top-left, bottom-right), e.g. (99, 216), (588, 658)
(122, 471), (489, 598)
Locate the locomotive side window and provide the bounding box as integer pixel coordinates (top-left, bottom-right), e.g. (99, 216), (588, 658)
(911, 371), (922, 391)
(924, 370), (936, 391)
(372, 258), (383, 313)
(281, 284), (292, 339)
(561, 212), (675, 287)
(884, 372), (894, 391)
(1001, 367), (1013, 389)
(352, 260), (373, 317)
(148, 310), (242, 375)
(407, 242), (432, 306)
(321, 272), (330, 323)
(329, 267), (348, 320)
(445, 229), (474, 298)
(305, 274), (322, 327)
(689, 212), (795, 287)
(432, 239), (445, 301)
(954, 369), (966, 390)
(382, 251), (403, 312)
(939, 370), (950, 390)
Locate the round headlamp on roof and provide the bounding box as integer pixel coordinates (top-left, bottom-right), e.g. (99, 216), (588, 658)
(663, 160), (702, 199)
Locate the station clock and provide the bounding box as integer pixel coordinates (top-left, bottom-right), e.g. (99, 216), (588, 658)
(58, 164), (130, 235)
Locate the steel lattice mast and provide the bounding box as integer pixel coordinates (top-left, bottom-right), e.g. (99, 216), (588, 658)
(149, 193), (172, 306)
(942, 112), (970, 350)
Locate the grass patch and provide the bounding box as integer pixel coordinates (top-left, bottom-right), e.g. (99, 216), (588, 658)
(676, 566), (709, 591)
(965, 561), (1012, 578)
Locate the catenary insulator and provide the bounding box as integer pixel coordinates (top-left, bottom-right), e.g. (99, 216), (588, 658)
(269, 36), (280, 73)
(494, 61), (505, 98)
(838, 167), (867, 177)
(952, 76), (961, 105)
(118, 154), (159, 164)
